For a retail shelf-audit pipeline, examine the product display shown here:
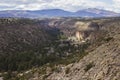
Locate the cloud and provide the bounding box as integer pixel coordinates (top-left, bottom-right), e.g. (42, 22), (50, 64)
(0, 0), (119, 12)
(112, 0), (120, 12)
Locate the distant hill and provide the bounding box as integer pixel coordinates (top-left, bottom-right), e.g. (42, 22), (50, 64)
(75, 8), (120, 17)
(0, 8), (119, 18)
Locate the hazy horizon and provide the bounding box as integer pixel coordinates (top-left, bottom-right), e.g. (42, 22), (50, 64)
(0, 0), (120, 13)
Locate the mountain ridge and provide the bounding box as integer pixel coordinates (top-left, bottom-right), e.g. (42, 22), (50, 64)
(0, 8), (119, 18)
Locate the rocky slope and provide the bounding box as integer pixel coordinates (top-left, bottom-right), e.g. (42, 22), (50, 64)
(0, 18), (57, 54)
(0, 18), (60, 72)
(47, 39), (120, 80)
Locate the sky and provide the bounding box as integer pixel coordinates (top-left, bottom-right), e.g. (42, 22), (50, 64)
(0, 0), (120, 13)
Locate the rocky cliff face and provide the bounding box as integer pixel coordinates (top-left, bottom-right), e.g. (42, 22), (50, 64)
(47, 18), (100, 42)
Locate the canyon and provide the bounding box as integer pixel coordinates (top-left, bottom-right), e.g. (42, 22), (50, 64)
(0, 17), (119, 80)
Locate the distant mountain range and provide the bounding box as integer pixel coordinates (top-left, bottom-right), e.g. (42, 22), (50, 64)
(0, 8), (119, 18)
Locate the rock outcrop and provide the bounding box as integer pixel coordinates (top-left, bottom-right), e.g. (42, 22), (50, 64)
(75, 31), (85, 41)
